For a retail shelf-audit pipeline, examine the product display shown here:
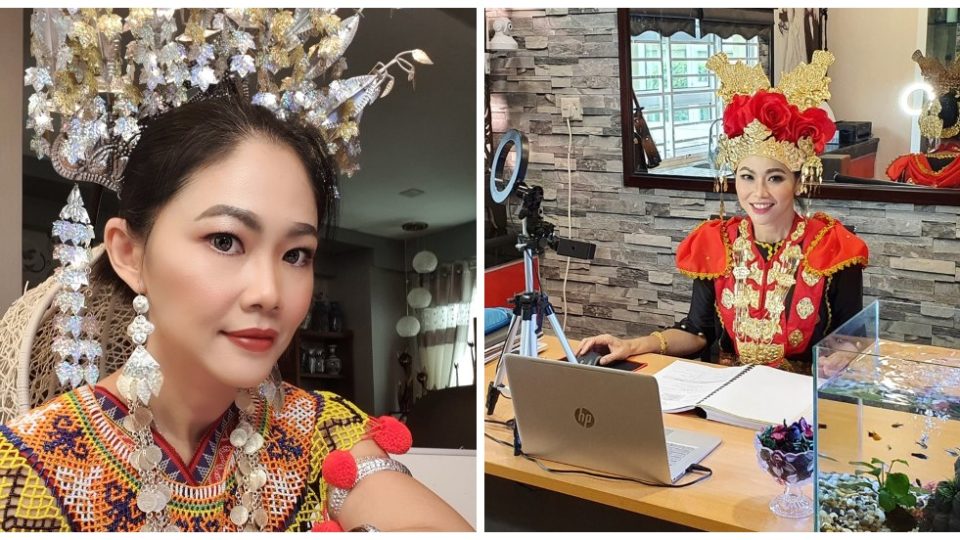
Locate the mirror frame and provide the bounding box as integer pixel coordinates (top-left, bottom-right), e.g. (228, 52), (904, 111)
(616, 8), (960, 205)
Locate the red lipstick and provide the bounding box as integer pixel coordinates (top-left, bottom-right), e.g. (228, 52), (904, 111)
(223, 328), (278, 353)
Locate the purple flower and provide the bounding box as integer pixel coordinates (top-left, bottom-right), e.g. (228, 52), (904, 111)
(758, 417), (814, 453)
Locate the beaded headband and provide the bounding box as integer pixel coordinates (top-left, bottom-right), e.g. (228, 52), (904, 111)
(24, 8), (432, 191)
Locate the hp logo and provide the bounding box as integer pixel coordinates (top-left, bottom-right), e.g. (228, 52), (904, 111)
(574, 407), (595, 428)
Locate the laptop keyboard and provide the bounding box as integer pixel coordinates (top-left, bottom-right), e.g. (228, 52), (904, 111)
(667, 442), (695, 465)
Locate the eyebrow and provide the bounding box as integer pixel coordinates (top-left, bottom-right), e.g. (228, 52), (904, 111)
(195, 204), (318, 238)
(737, 166), (788, 176)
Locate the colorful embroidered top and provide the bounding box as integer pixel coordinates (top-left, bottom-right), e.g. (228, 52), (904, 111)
(0, 384), (368, 531)
(675, 212), (869, 372)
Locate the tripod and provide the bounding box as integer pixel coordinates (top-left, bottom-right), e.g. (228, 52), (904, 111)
(485, 202), (579, 416)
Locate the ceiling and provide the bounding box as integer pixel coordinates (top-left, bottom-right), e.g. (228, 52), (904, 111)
(20, 8), (478, 241)
(326, 8), (477, 240)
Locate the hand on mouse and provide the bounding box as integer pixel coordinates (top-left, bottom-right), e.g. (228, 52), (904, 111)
(575, 334), (636, 365)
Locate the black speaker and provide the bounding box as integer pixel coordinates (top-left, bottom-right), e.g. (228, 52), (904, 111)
(835, 121), (872, 145)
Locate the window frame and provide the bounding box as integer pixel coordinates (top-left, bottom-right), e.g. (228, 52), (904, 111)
(617, 8), (960, 205)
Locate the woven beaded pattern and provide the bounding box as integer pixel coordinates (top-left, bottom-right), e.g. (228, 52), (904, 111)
(0, 384), (368, 531)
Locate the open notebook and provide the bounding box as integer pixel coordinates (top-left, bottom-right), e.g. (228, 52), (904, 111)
(654, 360), (814, 430)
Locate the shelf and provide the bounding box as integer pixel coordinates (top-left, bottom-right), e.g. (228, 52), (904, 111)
(300, 373), (345, 380)
(299, 330), (352, 341)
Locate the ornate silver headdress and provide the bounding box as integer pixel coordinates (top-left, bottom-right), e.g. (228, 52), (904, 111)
(24, 8), (432, 191)
(51, 185), (101, 388)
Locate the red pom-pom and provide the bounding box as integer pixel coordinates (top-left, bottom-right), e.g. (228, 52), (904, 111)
(312, 520), (344, 532)
(368, 416), (412, 455)
(322, 449), (357, 489)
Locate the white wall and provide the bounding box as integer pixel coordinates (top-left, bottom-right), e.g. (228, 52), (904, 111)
(394, 448), (476, 529)
(0, 9), (23, 309)
(827, 9), (927, 173)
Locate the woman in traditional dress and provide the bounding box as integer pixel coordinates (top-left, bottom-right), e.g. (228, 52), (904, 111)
(578, 51), (869, 374)
(886, 50), (960, 188)
(0, 94), (471, 532)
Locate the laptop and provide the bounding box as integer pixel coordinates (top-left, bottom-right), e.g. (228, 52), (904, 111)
(503, 353), (721, 484)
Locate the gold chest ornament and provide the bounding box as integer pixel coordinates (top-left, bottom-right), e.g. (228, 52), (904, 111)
(729, 219), (808, 366)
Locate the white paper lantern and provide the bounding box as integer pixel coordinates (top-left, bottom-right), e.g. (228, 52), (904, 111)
(411, 250), (438, 274)
(407, 287), (432, 309)
(395, 315), (421, 337)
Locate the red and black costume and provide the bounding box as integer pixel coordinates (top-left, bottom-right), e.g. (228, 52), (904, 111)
(886, 141), (960, 188)
(674, 212), (869, 373)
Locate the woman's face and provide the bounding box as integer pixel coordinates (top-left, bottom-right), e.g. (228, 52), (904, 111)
(139, 136), (318, 390)
(734, 155), (798, 229)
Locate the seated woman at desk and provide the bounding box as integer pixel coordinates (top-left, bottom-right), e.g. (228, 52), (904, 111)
(886, 50), (960, 188)
(578, 51), (869, 374)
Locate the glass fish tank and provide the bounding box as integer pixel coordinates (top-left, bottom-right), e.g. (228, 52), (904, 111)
(814, 300), (960, 532)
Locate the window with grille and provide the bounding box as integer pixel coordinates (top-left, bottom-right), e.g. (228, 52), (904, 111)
(631, 30), (762, 165)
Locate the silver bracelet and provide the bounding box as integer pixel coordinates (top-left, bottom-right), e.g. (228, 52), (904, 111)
(327, 457), (412, 519)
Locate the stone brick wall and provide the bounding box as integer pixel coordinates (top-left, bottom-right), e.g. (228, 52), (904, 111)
(487, 8), (960, 349)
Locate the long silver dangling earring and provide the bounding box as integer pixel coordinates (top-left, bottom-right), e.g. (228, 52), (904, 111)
(116, 293), (178, 532)
(51, 184), (102, 388)
(118, 294), (163, 405)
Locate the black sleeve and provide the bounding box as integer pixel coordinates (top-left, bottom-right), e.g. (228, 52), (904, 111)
(825, 265), (864, 333)
(674, 278), (718, 349)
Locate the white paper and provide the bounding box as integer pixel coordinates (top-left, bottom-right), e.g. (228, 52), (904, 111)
(653, 361), (747, 412)
(702, 365), (814, 429)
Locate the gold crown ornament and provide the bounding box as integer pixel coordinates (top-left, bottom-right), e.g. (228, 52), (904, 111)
(24, 8), (433, 191)
(706, 50), (836, 203)
(912, 50), (960, 140)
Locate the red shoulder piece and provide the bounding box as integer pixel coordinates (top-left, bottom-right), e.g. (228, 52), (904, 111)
(885, 154), (911, 181)
(885, 152), (960, 188)
(675, 218), (734, 279)
(803, 212), (869, 276)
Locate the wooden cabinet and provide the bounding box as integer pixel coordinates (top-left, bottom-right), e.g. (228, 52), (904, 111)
(280, 329), (354, 401)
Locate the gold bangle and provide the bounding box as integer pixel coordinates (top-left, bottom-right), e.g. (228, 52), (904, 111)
(650, 331), (667, 355)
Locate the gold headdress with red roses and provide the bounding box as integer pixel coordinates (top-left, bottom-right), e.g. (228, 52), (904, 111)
(706, 50), (836, 196)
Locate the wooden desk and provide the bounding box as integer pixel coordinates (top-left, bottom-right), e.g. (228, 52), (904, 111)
(484, 336), (814, 532)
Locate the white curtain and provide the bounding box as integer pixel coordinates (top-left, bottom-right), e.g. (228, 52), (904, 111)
(777, 8), (822, 77)
(417, 260), (475, 390)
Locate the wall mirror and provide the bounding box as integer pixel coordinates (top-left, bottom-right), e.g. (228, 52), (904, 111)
(618, 8), (960, 204)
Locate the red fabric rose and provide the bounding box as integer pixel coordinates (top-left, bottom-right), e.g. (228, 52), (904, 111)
(749, 91), (798, 141)
(791, 107), (836, 154)
(722, 94), (754, 137)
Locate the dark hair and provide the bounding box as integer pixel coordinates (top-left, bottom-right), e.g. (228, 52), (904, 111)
(92, 94), (339, 293)
(938, 93), (959, 131)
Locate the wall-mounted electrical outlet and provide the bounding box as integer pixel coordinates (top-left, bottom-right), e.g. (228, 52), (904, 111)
(560, 97), (582, 121)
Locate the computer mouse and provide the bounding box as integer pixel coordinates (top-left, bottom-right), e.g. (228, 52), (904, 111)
(576, 350), (602, 366)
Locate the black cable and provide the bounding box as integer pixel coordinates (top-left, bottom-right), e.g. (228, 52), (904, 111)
(484, 418), (516, 428)
(484, 433), (515, 448)
(485, 428), (714, 488)
(519, 453), (713, 488)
